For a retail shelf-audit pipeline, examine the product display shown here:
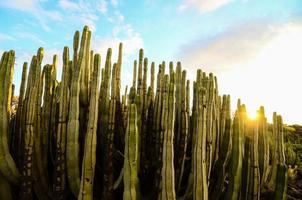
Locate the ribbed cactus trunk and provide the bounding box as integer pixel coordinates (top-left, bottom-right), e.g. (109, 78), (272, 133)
(205, 73), (214, 181)
(20, 48), (43, 199)
(273, 115), (288, 200)
(161, 75), (176, 200)
(67, 26), (89, 197)
(257, 106), (269, 189)
(13, 62), (27, 169)
(78, 54), (100, 200)
(192, 72), (209, 200)
(123, 104), (139, 200)
(209, 95), (232, 200)
(267, 112), (284, 191)
(247, 120), (260, 200)
(224, 110), (243, 200)
(0, 51), (20, 185)
(53, 47), (71, 199)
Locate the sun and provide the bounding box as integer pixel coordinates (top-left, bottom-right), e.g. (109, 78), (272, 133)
(247, 110), (258, 120)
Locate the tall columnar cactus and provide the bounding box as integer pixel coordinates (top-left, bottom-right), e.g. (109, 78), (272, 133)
(257, 106), (269, 189)
(247, 119), (260, 200)
(78, 54), (101, 200)
(116, 43), (123, 101)
(123, 104), (139, 200)
(209, 95), (232, 200)
(193, 78), (208, 200)
(273, 115), (288, 200)
(33, 58), (45, 200)
(161, 75), (176, 200)
(267, 112), (281, 190)
(0, 51), (20, 184)
(79, 27), (91, 107)
(20, 48), (43, 199)
(205, 73), (214, 180)
(137, 49), (143, 96)
(175, 69), (188, 193)
(53, 47), (71, 199)
(224, 110), (243, 200)
(102, 70), (117, 200)
(14, 62), (27, 168)
(67, 26), (89, 197)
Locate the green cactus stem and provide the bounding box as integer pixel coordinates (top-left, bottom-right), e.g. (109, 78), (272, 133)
(78, 54), (100, 200)
(0, 51), (20, 184)
(67, 26), (89, 197)
(161, 76), (176, 200)
(123, 104), (139, 200)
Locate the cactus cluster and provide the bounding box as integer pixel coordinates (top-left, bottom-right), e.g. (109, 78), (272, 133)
(0, 26), (289, 200)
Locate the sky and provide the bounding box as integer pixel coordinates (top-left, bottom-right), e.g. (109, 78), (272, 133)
(0, 0), (302, 124)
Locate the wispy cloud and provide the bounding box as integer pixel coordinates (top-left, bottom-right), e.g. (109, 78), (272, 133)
(111, 0), (118, 7)
(57, 0), (101, 31)
(179, 0), (234, 13)
(14, 32), (46, 45)
(0, 33), (15, 42)
(0, 0), (62, 31)
(92, 25), (143, 59)
(97, 0), (108, 13)
(178, 19), (302, 124)
(177, 20), (285, 72)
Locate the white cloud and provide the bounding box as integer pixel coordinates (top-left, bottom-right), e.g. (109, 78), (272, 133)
(0, 33), (15, 42)
(59, 0), (80, 11)
(178, 20), (302, 124)
(178, 21), (278, 72)
(179, 0), (233, 13)
(111, 0), (118, 7)
(92, 30), (143, 59)
(57, 0), (100, 31)
(0, 0), (62, 31)
(14, 32), (45, 45)
(97, 0), (108, 13)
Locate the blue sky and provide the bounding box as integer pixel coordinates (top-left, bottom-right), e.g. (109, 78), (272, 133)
(0, 0), (302, 124)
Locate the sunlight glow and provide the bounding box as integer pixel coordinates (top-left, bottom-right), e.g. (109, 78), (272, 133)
(218, 23), (302, 124)
(247, 110), (258, 120)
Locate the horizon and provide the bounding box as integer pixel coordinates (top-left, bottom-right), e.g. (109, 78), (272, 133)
(0, 0), (301, 124)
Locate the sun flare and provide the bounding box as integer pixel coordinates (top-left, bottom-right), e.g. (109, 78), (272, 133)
(247, 110), (258, 120)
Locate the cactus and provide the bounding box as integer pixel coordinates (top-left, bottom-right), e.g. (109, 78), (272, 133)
(161, 75), (176, 200)
(0, 51), (20, 184)
(53, 47), (71, 199)
(20, 48), (43, 199)
(13, 62), (27, 168)
(257, 106), (269, 188)
(273, 115), (288, 200)
(67, 26), (89, 196)
(123, 104), (139, 200)
(209, 95), (232, 200)
(0, 25), (293, 200)
(193, 78), (208, 200)
(175, 70), (189, 193)
(247, 119), (260, 200)
(78, 54), (101, 200)
(102, 79), (116, 199)
(224, 110), (242, 200)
